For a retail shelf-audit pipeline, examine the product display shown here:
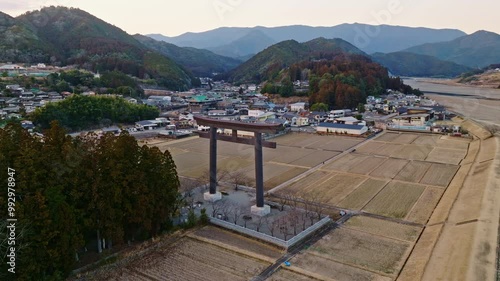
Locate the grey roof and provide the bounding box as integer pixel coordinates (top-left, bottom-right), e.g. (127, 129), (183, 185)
(318, 123), (365, 130)
(136, 120), (156, 126)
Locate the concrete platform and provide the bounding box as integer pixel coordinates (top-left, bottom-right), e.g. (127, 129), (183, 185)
(204, 191), (222, 202)
(251, 205), (271, 216)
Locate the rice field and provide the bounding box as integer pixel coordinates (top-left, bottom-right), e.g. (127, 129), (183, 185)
(306, 227), (410, 276)
(363, 182), (426, 219)
(344, 216), (422, 242)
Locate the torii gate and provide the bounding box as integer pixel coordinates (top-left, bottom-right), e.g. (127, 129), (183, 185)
(194, 115), (282, 216)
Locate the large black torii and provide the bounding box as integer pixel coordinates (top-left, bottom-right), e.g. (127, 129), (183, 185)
(194, 115), (282, 216)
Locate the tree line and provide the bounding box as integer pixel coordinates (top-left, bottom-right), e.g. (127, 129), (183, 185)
(0, 122), (180, 280)
(31, 95), (159, 131)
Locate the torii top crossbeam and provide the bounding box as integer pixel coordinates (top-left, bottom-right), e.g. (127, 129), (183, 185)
(194, 115), (283, 134)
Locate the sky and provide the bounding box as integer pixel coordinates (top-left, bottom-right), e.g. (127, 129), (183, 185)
(1, 0), (500, 36)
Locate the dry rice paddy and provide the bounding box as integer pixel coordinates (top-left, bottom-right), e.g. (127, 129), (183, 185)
(304, 227), (410, 276)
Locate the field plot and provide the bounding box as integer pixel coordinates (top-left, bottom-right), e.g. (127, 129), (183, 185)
(391, 144), (433, 160)
(274, 134), (361, 151)
(289, 150), (340, 168)
(394, 161), (431, 183)
(426, 147), (467, 165)
(280, 170), (332, 194)
(364, 182), (425, 219)
(348, 155), (385, 175)
(289, 252), (392, 281)
(406, 187), (444, 224)
(268, 269), (316, 281)
(263, 146), (311, 163)
(307, 227), (410, 276)
(376, 132), (400, 142)
(391, 133), (419, 144)
(344, 215), (422, 242)
(355, 141), (386, 154)
(322, 153), (369, 172)
(338, 178), (389, 210)
(435, 137), (471, 150)
(412, 135), (440, 146)
(239, 164), (308, 190)
(369, 158), (409, 179)
(313, 137), (363, 151)
(302, 173), (366, 204)
(101, 237), (270, 281)
(192, 226), (282, 259)
(376, 143), (404, 157)
(419, 163), (459, 187)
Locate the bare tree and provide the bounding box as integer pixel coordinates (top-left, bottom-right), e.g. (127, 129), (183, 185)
(199, 168), (230, 190)
(255, 216), (266, 232)
(279, 216), (292, 241)
(231, 205), (243, 225)
(242, 215), (252, 228)
(229, 170), (251, 190)
(211, 199), (227, 218)
(269, 218), (280, 237)
(288, 210), (300, 236)
(308, 193), (326, 221)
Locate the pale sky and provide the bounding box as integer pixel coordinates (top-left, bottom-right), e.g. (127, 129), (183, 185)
(1, 0), (499, 36)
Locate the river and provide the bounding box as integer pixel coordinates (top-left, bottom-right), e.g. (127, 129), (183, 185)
(404, 78), (500, 127)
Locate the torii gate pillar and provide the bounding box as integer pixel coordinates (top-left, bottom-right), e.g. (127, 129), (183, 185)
(195, 115), (281, 216)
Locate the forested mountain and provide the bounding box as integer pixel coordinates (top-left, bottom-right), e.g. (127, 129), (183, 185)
(371, 52), (472, 77)
(403, 30), (500, 68)
(0, 122), (180, 280)
(227, 37), (366, 83)
(133, 34), (242, 77)
(148, 24), (466, 57)
(0, 11), (51, 62)
(1, 7), (196, 90)
(289, 55), (416, 110)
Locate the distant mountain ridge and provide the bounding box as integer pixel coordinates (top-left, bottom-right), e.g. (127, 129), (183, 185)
(148, 24), (466, 58)
(371, 52), (472, 77)
(403, 30), (500, 68)
(133, 34), (242, 77)
(227, 37), (367, 83)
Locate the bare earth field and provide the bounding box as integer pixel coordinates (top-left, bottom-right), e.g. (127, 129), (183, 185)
(90, 226), (281, 281)
(304, 227), (410, 276)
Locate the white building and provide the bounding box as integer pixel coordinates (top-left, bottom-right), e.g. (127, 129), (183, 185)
(316, 123), (368, 135)
(290, 102), (306, 112)
(392, 114), (430, 127)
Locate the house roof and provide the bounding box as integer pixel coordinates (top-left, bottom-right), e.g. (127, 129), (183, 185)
(136, 120), (157, 126)
(318, 123), (366, 130)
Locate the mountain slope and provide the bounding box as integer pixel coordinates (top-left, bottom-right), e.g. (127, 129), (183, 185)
(404, 31), (500, 68)
(148, 24), (466, 56)
(10, 7), (194, 90)
(0, 11), (51, 62)
(133, 34), (241, 77)
(372, 52), (472, 77)
(227, 37), (366, 83)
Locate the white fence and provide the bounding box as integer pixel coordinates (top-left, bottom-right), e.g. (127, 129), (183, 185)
(209, 216), (331, 248)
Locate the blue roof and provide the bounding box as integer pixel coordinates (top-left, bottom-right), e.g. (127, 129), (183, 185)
(318, 122), (365, 130)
